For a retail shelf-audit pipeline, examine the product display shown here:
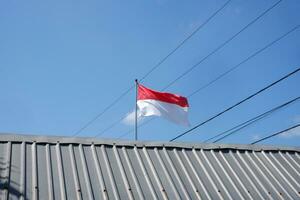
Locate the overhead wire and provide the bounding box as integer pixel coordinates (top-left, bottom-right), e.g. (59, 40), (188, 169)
(139, 0), (232, 82)
(101, 0), (283, 138)
(251, 123), (300, 144)
(118, 22), (299, 140)
(202, 96), (300, 143)
(161, 0), (283, 90)
(187, 25), (299, 97)
(170, 66), (300, 141)
(91, 1), (233, 138)
(73, 0), (232, 137)
(72, 85), (134, 136)
(116, 0), (283, 138)
(94, 115), (126, 138)
(117, 118), (155, 139)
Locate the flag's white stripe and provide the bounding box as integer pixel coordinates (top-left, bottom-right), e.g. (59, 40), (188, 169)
(137, 99), (189, 126)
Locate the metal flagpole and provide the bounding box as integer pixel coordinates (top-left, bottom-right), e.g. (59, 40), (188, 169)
(135, 79), (138, 141)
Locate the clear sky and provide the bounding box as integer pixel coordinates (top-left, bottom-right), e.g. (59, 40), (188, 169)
(0, 0), (299, 146)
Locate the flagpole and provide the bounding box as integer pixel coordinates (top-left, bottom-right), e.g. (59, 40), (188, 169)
(135, 79), (138, 141)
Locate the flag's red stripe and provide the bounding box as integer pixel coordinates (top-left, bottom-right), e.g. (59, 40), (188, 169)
(138, 84), (189, 107)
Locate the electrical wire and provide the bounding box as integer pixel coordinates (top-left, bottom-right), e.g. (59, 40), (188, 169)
(140, 0), (232, 82)
(202, 97), (300, 143)
(118, 24), (299, 140)
(117, 118), (155, 139)
(251, 123), (300, 144)
(72, 85), (134, 136)
(109, 0), (284, 138)
(73, 0), (232, 136)
(162, 0), (283, 90)
(94, 115), (125, 137)
(170, 66), (300, 141)
(187, 25), (300, 98)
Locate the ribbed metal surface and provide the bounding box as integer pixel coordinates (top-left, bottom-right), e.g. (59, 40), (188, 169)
(0, 134), (300, 200)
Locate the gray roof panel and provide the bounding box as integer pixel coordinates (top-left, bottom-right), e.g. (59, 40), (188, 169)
(0, 133), (299, 200)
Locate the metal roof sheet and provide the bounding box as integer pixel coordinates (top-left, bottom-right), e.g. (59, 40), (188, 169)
(0, 133), (299, 200)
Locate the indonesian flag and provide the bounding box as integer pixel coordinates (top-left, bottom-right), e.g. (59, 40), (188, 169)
(137, 84), (190, 126)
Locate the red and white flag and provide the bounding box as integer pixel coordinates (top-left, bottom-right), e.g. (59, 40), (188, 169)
(137, 84), (190, 126)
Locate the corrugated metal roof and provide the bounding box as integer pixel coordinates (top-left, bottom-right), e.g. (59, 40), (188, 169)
(0, 133), (299, 200)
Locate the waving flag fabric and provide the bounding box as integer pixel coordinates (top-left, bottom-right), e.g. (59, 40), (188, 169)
(137, 84), (190, 126)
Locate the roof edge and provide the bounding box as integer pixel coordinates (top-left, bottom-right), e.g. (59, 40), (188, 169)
(0, 133), (299, 152)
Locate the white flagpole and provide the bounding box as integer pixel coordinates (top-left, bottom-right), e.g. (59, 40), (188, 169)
(135, 79), (138, 141)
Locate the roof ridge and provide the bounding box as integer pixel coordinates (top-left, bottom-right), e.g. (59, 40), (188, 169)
(0, 133), (299, 152)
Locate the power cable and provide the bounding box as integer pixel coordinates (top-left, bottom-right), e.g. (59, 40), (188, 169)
(140, 0), (232, 82)
(73, 0), (232, 136)
(251, 124), (300, 144)
(94, 115), (126, 137)
(162, 0), (282, 90)
(72, 85), (134, 136)
(170, 66), (300, 141)
(117, 118), (155, 139)
(202, 97), (300, 143)
(107, 0), (284, 138)
(118, 24), (299, 140)
(187, 25), (299, 98)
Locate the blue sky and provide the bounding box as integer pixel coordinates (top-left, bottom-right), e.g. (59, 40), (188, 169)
(0, 0), (299, 146)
